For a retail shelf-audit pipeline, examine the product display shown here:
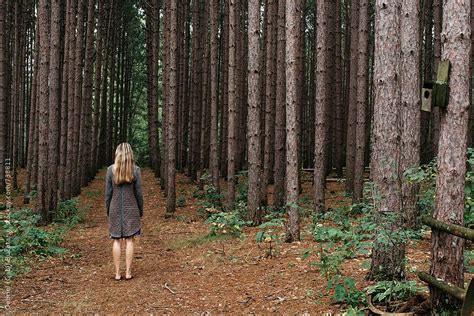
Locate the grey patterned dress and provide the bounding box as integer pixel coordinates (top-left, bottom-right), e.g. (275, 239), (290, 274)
(105, 164), (144, 239)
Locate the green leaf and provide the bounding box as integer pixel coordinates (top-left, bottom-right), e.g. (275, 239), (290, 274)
(344, 277), (356, 288)
(334, 283), (347, 302)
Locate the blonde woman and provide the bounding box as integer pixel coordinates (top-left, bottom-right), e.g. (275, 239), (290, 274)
(105, 143), (144, 281)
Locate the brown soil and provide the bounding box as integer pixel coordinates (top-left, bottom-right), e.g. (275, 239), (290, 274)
(2, 168), (466, 314)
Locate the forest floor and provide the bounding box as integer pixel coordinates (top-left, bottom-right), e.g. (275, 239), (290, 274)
(2, 168), (469, 314)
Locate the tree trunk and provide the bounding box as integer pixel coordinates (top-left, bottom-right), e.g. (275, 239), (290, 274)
(262, 0), (277, 204)
(430, 0), (470, 310)
(313, 0), (329, 212)
(431, 0), (442, 157)
(273, 0), (286, 210)
(368, 0), (405, 281)
(59, 0), (71, 200)
(420, 0), (433, 164)
(165, 0), (178, 216)
(64, 0), (77, 200)
(345, 0), (359, 193)
(247, 0), (262, 224)
(37, 0), (50, 223)
(333, 0), (344, 178)
(72, 0), (85, 196)
(47, 0), (62, 218)
(24, 25), (39, 204)
(91, 0), (104, 174)
(352, 0), (369, 203)
(285, 0), (301, 242)
(227, 0), (237, 209)
(80, 0), (95, 185)
(146, 0), (161, 178)
(219, 0), (229, 179)
(400, 0), (421, 228)
(209, 0), (219, 189)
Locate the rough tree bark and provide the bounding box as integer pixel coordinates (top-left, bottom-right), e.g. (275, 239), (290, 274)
(227, 0), (237, 209)
(420, 0), (433, 164)
(430, 0), (471, 309)
(37, 0), (50, 223)
(285, 0), (301, 242)
(209, 0), (219, 189)
(314, 0), (329, 212)
(353, 0), (369, 203)
(79, 0), (95, 185)
(400, 0), (420, 228)
(247, 0), (262, 224)
(273, 0), (286, 210)
(369, 0), (405, 281)
(72, 0), (85, 196)
(166, 0), (178, 216)
(262, 0), (277, 203)
(432, 0), (442, 157)
(333, 0), (344, 178)
(345, 0), (359, 193)
(47, 0), (61, 218)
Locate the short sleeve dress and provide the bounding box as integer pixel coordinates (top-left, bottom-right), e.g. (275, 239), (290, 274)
(105, 164), (144, 239)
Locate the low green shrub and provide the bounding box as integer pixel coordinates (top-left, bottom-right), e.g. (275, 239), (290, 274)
(54, 198), (83, 226)
(206, 211), (250, 237)
(366, 280), (426, 304)
(1, 208), (67, 278)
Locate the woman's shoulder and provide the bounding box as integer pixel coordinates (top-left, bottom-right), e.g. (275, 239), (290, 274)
(106, 164), (114, 176)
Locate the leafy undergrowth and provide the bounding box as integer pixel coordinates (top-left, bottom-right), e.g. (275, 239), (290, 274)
(2, 168), (472, 314)
(1, 198), (85, 279)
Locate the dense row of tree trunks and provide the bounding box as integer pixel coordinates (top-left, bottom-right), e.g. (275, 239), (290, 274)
(0, 0), (141, 223)
(3, 6), (474, 313)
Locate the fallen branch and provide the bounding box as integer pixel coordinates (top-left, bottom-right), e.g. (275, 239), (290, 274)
(421, 215), (474, 241)
(418, 272), (465, 301)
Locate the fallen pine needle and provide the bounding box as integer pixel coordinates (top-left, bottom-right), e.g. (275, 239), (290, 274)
(163, 282), (176, 294)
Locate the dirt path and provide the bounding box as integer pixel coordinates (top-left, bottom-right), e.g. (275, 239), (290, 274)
(7, 168), (344, 314)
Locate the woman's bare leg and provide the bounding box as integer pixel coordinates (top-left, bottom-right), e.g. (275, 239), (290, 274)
(112, 239), (122, 279)
(125, 237), (134, 279)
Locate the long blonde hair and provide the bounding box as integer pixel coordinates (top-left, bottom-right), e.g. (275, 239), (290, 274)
(113, 143), (135, 185)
